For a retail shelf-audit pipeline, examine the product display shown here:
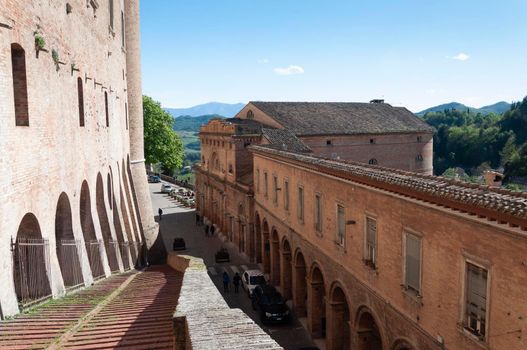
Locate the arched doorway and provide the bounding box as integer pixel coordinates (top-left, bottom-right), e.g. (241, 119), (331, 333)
(391, 339), (415, 350)
(119, 187), (135, 269)
(270, 229), (280, 286)
(255, 213), (262, 263)
(55, 193), (84, 289)
(13, 213), (52, 306)
(356, 309), (383, 350)
(293, 250), (307, 317)
(112, 195), (127, 271)
(280, 239), (292, 299)
(309, 264), (326, 340)
(328, 284), (351, 350)
(96, 173), (119, 272)
(80, 180), (104, 279)
(262, 220), (270, 273)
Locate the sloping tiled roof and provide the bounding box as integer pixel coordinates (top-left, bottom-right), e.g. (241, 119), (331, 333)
(250, 145), (527, 229)
(250, 101), (435, 136)
(261, 128), (312, 153)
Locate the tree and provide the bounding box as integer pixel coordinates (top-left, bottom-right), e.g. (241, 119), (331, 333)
(143, 95), (184, 172)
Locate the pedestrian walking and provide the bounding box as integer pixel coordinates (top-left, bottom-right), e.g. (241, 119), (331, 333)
(158, 208), (163, 221)
(205, 224), (210, 237)
(222, 271), (230, 293)
(210, 225), (215, 236)
(233, 272), (241, 294)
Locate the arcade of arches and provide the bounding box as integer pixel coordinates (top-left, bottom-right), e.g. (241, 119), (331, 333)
(10, 164), (145, 310)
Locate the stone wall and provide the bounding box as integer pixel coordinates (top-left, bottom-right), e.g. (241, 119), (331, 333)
(167, 253), (283, 350)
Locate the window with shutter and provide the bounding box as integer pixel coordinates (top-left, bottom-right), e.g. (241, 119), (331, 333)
(273, 176), (278, 204)
(264, 172), (268, 198)
(298, 187), (304, 221)
(337, 205), (345, 246)
(405, 233), (421, 293)
(465, 262), (488, 339)
(284, 181), (289, 211)
(256, 169), (260, 193)
(365, 217), (377, 267)
(315, 194), (322, 232)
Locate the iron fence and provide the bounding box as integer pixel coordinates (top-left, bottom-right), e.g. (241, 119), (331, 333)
(105, 240), (120, 273)
(120, 242), (131, 271)
(12, 238), (52, 307)
(58, 239), (84, 289)
(85, 240), (104, 279)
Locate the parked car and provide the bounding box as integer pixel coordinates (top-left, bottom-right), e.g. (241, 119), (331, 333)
(242, 269), (266, 297)
(215, 247), (230, 263)
(251, 285), (290, 324)
(148, 175), (161, 183)
(161, 184), (173, 193)
(173, 237), (186, 251)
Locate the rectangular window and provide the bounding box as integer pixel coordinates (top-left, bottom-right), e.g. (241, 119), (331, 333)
(464, 262), (488, 339)
(109, 0), (114, 29)
(264, 172), (268, 198)
(11, 44), (29, 126)
(104, 91), (109, 127)
(365, 217), (377, 267)
(315, 194), (322, 232)
(337, 205), (345, 246)
(273, 175), (278, 205)
(405, 233), (421, 294)
(121, 11), (125, 48)
(284, 180), (289, 211)
(256, 169), (260, 193)
(77, 77), (85, 127)
(297, 187), (304, 222)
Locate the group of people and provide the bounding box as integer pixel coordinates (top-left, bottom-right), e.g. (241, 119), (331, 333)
(222, 271), (241, 293)
(204, 223), (215, 237)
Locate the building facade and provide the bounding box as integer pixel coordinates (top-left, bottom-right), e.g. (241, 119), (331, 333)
(196, 106), (527, 350)
(0, 0), (156, 318)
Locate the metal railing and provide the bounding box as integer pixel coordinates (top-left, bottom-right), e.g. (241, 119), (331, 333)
(105, 240), (120, 273)
(85, 240), (105, 279)
(12, 238), (52, 307)
(120, 242), (131, 271)
(58, 239), (84, 290)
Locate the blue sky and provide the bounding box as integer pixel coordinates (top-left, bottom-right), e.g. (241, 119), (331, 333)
(140, 0), (527, 112)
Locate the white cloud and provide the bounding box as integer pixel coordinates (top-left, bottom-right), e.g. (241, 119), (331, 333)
(273, 65), (305, 75)
(257, 58), (269, 64)
(451, 53), (470, 61)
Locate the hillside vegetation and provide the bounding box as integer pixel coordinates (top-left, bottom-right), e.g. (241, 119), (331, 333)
(422, 96), (527, 181)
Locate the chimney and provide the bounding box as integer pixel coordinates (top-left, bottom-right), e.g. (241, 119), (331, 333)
(370, 99), (384, 104)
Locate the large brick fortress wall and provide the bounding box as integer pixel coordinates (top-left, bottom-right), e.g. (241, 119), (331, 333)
(0, 0), (156, 317)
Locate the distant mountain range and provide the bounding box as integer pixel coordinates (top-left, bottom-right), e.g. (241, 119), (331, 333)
(173, 114), (225, 132)
(165, 102), (245, 118)
(416, 101), (511, 116)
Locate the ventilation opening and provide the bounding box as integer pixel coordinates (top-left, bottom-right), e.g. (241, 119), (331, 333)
(11, 44), (29, 126)
(104, 91), (109, 127)
(77, 77), (85, 126)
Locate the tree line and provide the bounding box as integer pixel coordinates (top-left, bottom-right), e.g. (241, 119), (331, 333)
(422, 96), (527, 182)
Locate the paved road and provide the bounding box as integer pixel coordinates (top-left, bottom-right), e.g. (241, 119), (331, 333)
(150, 182), (319, 350)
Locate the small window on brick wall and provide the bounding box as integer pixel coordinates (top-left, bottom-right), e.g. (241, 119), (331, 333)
(11, 44), (29, 126)
(121, 11), (125, 48)
(104, 91), (109, 127)
(125, 102), (128, 130)
(109, 0), (114, 29)
(77, 77), (85, 127)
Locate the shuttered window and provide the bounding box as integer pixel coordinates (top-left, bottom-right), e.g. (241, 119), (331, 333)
(298, 187), (304, 221)
(465, 263), (488, 339)
(365, 217), (377, 266)
(315, 194), (322, 232)
(405, 233), (421, 293)
(284, 181), (289, 211)
(256, 169), (260, 193)
(337, 205), (345, 246)
(264, 172), (268, 198)
(273, 176), (278, 204)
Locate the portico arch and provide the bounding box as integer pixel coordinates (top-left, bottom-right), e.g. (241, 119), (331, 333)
(293, 250), (307, 317)
(270, 228), (280, 286)
(13, 213), (52, 306)
(55, 193), (84, 288)
(80, 180), (104, 279)
(96, 173), (119, 272)
(262, 219), (270, 273)
(391, 339), (416, 350)
(309, 263), (326, 340)
(355, 307), (384, 350)
(328, 283), (351, 350)
(280, 238), (292, 299)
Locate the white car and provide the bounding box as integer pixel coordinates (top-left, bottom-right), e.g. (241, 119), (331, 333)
(161, 184), (173, 193)
(242, 269), (266, 297)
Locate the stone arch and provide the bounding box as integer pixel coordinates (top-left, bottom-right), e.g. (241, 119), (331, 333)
(280, 238), (292, 299)
(13, 213), (52, 305)
(119, 185), (136, 267)
(262, 219), (270, 273)
(96, 173), (119, 272)
(107, 167), (114, 210)
(270, 228), (280, 285)
(210, 152), (220, 172)
(122, 159), (140, 245)
(309, 262), (327, 340)
(254, 212), (262, 263)
(126, 155), (146, 267)
(391, 338), (416, 350)
(55, 192), (84, 288)
(355, 306), (384, 350)
(80, 180), (104, 278)
(328, 282), (351, 350)
(293, 249), (307, 317)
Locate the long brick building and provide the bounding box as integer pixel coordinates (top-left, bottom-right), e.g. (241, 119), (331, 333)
(196, 102), (527, 350)
(0, 0), (157, 318)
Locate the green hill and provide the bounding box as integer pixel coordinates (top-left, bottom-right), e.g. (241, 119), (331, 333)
(173, 114), (225, 132)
